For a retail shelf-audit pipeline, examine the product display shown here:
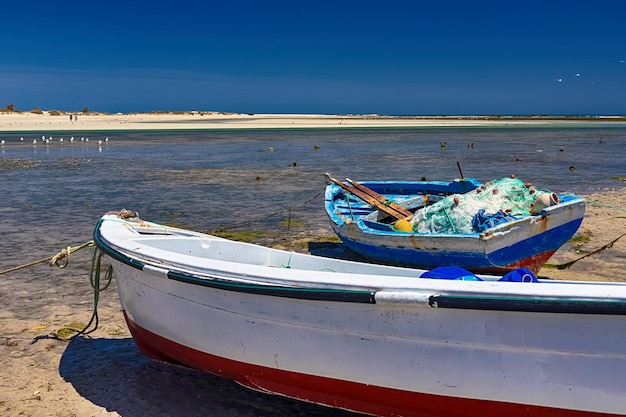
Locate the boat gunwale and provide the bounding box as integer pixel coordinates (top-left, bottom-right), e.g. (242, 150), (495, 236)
(94, 215), (626, 315)
(93, 218), (378, 303)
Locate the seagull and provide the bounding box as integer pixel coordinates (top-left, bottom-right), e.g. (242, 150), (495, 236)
(33, 139), (37, 144)
(1, 140), (5, 145)
(20, 137), (24, 141)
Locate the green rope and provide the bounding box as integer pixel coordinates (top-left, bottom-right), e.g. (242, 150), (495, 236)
(280, 252), (294, 268)
(587, 200), (626, 212)
(55, 247), (113, 340)
(442, 206), (457, 234)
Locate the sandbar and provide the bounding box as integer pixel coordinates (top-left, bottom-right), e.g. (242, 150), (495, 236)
(1, 111), (624, 132)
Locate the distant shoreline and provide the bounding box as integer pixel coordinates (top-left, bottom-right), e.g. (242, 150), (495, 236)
(1, 110), (625, 132)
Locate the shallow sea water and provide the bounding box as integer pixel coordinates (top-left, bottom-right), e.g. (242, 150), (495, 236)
(3, 126), (625, 230)
(1, 125), (625, 288)
(1, 125), (625, 262)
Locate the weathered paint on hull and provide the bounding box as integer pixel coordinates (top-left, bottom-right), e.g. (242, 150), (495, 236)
(334, 218), (583, 274)
(124, 312), (617, 417)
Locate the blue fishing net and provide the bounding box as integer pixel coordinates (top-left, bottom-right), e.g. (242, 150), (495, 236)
(471, 208), (519, 232)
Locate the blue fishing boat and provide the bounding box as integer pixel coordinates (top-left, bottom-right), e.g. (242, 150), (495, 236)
(324, 174), (586, 274)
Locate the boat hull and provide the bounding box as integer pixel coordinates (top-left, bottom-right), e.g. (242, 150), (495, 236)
(331, 215), (583, 274)
(94, 213), (625, 416)
(325, 180), (586, 274)
(123, 311), (615, 417)
(111, 261), (626, 417)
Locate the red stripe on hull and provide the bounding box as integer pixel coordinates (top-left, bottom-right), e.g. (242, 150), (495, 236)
(509, 250), (557, 275)
(123, 312), (616, 417)
(476, 250), (557, 275)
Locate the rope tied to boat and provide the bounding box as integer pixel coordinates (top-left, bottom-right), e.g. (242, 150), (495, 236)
(546, 232), (626, 270)
(51, 246), (113, 341)
(586, 200), (626, 212)
(545, 199), (626, 270)
(0, 240), (94, 275)
(49, 240), (95, 269)
(28, 245), (112, 343)
(212, 187), (324, 232)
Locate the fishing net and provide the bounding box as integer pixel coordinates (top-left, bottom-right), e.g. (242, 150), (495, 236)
(410, 177), (555, 234)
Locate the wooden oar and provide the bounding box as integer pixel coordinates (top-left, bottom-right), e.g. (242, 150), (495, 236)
(344, 178), (413, 220)
(325, 173), (413, 221)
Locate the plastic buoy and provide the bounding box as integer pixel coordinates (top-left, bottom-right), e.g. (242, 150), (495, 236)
(394, 219), (413, 232)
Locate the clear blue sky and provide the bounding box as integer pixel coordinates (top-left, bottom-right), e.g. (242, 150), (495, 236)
(2, 1), (625, 115)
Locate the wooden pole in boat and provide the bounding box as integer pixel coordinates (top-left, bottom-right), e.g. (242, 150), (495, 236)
(456, 161), (464, 179)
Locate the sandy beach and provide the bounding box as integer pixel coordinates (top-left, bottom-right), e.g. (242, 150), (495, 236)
(2, 111), (624, 132)
(1, 112), (625, 416)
